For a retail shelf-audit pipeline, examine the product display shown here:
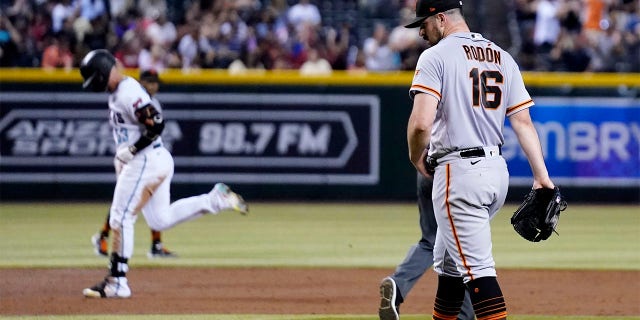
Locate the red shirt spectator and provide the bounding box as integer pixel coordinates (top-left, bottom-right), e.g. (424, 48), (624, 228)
(41, 35), (73, 70)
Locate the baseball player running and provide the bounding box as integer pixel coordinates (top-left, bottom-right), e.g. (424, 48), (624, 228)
(79, 49), (249, 299)
(91, 69), (177, 259)
(379, 174), (474, 320)
(405, 0), (556, 319)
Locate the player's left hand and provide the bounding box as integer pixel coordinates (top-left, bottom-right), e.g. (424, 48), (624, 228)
(511, 186), (567, 242)
(116, 146), (136, 164)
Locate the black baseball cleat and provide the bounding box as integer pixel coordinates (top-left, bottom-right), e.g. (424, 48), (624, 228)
(147, 242), (178, 258)
(379, 277), (400, 320)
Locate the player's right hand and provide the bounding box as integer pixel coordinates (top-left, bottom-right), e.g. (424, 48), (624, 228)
(415, 148), (434, 178)
(116, 146), (136, 164)
(113, 158), (124, 175)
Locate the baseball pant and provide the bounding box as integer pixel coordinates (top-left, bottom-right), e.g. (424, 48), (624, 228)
(391, 173), (474, 319)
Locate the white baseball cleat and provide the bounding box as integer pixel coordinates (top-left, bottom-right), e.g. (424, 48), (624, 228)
(209, 183), (249, 215)
(83, 276), (131, 298)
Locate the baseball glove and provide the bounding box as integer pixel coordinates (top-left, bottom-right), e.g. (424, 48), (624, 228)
(511, 187), (567, 242)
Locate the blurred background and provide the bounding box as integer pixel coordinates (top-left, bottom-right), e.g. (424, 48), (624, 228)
(0, 0), (638, 72)
(0, 0), (638, 203)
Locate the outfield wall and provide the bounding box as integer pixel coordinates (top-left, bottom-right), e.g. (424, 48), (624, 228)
(1, 69), (638, 202)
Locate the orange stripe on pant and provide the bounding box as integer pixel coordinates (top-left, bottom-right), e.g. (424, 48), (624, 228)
(445, 164), (474, 281)
(477, 311), (507, 320)
(432, 311), (459, 320)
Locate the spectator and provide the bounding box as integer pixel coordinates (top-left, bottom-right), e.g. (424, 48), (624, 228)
(177, 24), (201, 70)
(582, 0), (607, 44)
(145, 12), (177, 47)
(51, 0), (78, 34)
(619, 1), (640, 72)
(559, 0), (582, 34)
(532, 0), (562, 70)
(347, 47), (367, 73)
(138, 0), (167, 21)
(5, 0), (33, 21)
(287, 0), (321, 28)
(289, 22), (321, 68)
(81, 6), (110, 50)
(29, 9), (51, 55)
(197, 11), (219, 68)
(227, 58), (248, 74)
(138, 43), (167, 72)
(0, 13), (22, 66)
(324, 24), (350, 70)
(388, 6), (427, 70)
(74, 0), (106, 42)
(41, 33), (74, 70)
(513, 0), (538, 70)
(114, 30), (142, 68)
(549, 30), (592, 71)
(213, 8), (248, 68)
(240, 26), (261, 68)
(109, 0), (135, 19)
(299, 47), (332, 75)
(363, 22), (400, 71)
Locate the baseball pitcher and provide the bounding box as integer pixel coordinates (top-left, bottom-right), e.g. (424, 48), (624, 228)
(404, 0), (557, 319)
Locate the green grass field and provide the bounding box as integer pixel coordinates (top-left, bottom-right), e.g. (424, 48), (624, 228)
(0, 202), (638, 319)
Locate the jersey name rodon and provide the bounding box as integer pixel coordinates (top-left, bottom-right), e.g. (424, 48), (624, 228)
(462, 45), (501, 65)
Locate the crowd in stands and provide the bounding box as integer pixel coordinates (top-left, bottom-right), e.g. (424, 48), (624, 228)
(0, 0), (638, 74)
(514, 0), (639, 72)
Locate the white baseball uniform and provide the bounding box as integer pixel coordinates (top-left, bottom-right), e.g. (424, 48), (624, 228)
(108, 77), (228, 260)
(409, 32), (534, 282)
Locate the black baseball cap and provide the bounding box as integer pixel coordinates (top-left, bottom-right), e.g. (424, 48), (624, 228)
(139, 69), (161, 83)
(404, 0), (463, 28)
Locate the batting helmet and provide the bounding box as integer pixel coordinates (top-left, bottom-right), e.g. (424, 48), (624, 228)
(80, 49), (115, 92)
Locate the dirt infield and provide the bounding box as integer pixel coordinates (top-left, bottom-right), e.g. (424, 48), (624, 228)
(1, 267), (638, 316)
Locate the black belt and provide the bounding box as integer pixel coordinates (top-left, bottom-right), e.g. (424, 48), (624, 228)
(458, 146), (501, 159)
(426, 146), (502, 170)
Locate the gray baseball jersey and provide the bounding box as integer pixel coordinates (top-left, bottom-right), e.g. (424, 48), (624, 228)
(410, 32), (534, 158)
(409, 32), (532, 282)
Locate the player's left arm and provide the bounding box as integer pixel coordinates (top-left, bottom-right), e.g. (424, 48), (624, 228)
(115, 103), (164, 164)
(508, 109), (554, 189)
(503, 56), (553, 189)
(131, 103), (165, 153)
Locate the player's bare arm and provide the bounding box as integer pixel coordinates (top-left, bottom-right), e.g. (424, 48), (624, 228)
(407, 93), (438, 177)
(508, 108), (554, 189)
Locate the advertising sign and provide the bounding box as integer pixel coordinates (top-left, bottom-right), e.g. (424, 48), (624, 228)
(0, 93), (380, 185)
(504, 97), (639, 187)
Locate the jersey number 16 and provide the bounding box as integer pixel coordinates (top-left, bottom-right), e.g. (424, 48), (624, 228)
(469, 68), (503, 109)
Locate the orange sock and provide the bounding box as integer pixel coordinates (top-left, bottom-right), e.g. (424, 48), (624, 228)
(432, 276), (465, 320)
(100, 214), (110, 238)
(151, 230), (161, 243)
